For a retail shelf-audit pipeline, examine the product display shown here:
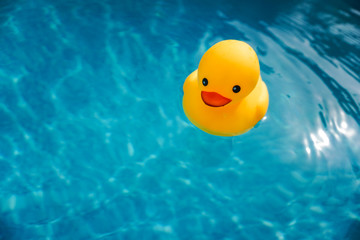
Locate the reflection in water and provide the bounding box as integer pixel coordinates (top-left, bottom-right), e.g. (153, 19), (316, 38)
(337, 120), (356, 137)
(304, 138), (311, 156)
(334, 112), (357, 139)
(310, 129), (330, 155)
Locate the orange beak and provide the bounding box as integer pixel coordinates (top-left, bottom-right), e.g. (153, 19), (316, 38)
(201, 91), (232, 107)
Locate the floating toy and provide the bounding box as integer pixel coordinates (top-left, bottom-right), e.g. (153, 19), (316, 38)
(182, 40), (269, 136)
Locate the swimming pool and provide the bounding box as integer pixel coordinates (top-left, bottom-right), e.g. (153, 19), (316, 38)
(0, 0), (359, 239)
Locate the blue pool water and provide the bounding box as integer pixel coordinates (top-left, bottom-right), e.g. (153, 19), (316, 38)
(1, 0), (360, 239)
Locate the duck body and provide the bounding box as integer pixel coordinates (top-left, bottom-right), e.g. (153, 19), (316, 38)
(182, 40), (269, 136)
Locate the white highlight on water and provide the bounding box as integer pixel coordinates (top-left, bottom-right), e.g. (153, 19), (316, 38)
(8, 195), (16, 210)
(127, 142), (134, 157)
(153, 224), (173, 233)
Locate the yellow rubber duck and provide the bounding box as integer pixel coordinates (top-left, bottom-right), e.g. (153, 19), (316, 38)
(182, 40), (269, 136)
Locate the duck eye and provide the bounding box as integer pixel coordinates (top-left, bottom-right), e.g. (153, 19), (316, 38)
(232, 85), (241, 93)
(202, 78), (208, 86)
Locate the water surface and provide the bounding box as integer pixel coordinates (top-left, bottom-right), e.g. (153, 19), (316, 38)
(0, 0), (360, 239)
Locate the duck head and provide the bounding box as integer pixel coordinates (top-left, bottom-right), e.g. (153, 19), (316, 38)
(197, 40), (260, 107)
